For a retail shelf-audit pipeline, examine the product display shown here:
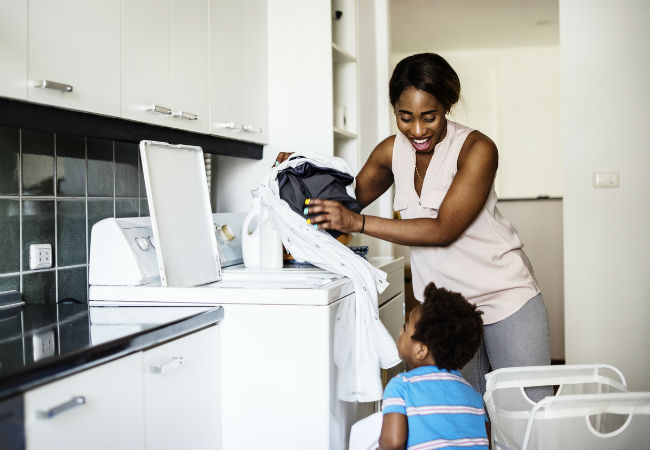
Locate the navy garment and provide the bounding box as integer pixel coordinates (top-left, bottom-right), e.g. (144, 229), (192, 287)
(277, 160), (362, 238)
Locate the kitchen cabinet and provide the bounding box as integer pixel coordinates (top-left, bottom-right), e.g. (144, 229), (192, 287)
(24, 352), (145, 450)
(27, 0), (121, 116)
(331, 0), (360, 173)
(209, 0), (268, 144)
(0, 0), (27, 100)
(121, 0), (210, 133)
(143, 325), (221, 450)
(23, 324), (222, 450)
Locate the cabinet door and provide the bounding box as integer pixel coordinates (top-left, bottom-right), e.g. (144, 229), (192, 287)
(143, 325), (221, 450)
(0, 0), (27, 99)
(121, 0), (170, 127)
(28, 0), (120, 116)
(209, 0), (268, 144)
(24, 352), (145, 450)
(169, 0), (210, 133)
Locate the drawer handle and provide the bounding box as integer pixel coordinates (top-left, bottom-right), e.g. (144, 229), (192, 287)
(145, 104), (172, 115)
(241, 124), (263, 133)
(34, 79), (73, 93)
(150, 356), (184, 374)
(214, 121), (239, 130)
(171, 110), (197, 120)
(37, 396), (86, 419)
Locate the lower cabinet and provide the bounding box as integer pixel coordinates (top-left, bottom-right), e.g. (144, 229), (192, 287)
(24, 352), (145, 450)
(143, 325), (221, 450)
(23, 325), (221, 450)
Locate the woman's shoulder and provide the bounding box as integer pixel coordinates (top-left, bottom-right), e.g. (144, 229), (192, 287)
(368, 134), (397, 166)
(458, 129), (498, 167)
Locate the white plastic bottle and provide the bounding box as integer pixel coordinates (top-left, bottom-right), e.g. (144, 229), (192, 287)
(241, 188), (283, 268)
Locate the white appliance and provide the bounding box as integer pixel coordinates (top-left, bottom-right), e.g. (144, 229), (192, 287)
(88, 214), (404, 449)
(87, 140), (404, 449)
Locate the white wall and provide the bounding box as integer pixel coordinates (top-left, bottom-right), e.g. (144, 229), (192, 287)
(355, 0), (394, 257)
(214, 0), (333, 213)
(392, 47), (563, 199)
(561, 0), (650, 390)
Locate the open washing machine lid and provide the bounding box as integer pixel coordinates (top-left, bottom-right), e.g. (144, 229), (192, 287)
(140, 141), (222, 287)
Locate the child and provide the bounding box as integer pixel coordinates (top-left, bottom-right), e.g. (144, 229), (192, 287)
(378, 283), (488, 450)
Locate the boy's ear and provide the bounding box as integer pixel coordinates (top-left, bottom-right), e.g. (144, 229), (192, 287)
(414, 342), (429, 361)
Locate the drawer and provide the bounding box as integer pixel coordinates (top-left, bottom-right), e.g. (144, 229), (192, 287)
(378, 267), (404, 307)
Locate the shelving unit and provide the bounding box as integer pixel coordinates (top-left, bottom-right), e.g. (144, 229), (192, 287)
(331, 0), (360, 174)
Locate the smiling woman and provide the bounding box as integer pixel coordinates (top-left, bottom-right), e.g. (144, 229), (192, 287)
(276, 52), (552, 410)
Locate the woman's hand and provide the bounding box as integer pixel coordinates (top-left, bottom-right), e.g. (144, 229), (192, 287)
(305, 199), (364, 233)
(273, 152), (294, 166)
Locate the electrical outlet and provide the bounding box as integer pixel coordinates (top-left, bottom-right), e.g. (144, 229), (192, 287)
(29, 244), (53, 270)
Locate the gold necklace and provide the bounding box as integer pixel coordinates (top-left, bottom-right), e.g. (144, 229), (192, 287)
(412, 119), (447, 184)
(414, 160), (423, 182)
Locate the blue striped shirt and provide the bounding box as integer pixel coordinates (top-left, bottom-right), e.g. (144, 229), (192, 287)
(382, 366), (488, 450)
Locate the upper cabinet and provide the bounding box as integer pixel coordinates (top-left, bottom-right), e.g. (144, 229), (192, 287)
(0, 0), (27, 99)
(27, 0), (121, 116)
(209, 0), (268, 145)
(330, 0), (360, 173)
(121, 0), (210, 133)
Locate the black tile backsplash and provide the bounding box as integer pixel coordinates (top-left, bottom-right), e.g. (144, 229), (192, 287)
(0, 127), (20, 195)
(0, 126), (148, 305)
(21, 130), (54, 196)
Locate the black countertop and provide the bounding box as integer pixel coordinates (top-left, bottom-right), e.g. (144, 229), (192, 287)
(0, 304), (224, 400)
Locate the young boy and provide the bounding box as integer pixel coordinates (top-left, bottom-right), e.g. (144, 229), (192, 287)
(379, 283), (488, 450)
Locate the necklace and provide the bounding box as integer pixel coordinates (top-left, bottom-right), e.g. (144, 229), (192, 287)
(412, 119), (447, 184)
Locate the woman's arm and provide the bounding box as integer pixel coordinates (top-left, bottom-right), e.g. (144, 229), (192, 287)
(354, 136), (395, 208)
(308, 131), (498, 247)
(378, 413), (407, 450)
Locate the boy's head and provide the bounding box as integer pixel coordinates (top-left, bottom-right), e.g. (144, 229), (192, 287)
(397, 283), (484, 371)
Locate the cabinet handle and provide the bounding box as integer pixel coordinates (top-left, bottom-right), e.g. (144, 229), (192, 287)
(214, 121), (239, 130)
(171, 110), (198, 120)
(34, 79), (73, 93)
(150, 356), (184, 374)
(37, 396), (86, 419)
(241, 124), (263, 133)
(145, 104), (172, 115)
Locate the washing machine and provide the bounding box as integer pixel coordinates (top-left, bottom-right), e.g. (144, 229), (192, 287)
(88, 213), (404, 450)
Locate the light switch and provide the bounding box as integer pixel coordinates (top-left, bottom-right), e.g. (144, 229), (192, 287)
(593, 172), (620, 188)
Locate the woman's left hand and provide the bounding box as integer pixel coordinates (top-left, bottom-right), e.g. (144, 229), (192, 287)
(305, 199), (363, 233)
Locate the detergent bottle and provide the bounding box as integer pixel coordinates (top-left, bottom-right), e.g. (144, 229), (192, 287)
(242, 188), (283, 268)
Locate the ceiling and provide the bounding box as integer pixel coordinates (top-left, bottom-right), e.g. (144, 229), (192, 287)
(390, 0), (559, 54)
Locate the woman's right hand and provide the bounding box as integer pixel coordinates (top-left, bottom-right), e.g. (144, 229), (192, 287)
(273, 152), (294, 166)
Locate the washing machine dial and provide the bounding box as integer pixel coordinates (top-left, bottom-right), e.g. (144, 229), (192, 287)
(135, 236), (150, 250)
(218, 224), (236, 242)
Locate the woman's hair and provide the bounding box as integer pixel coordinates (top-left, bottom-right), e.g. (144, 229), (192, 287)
(412, 282), (483, 371)
(389, 53), (461, 112)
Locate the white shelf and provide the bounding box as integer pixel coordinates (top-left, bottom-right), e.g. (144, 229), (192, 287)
(332, 42), (356, 63)
(333, 127), (357, 139)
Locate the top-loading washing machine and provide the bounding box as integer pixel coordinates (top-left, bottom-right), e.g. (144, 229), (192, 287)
(87, 140), (405, 449)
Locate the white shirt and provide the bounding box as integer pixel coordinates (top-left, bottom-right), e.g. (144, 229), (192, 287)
(256, 153), (400, 402)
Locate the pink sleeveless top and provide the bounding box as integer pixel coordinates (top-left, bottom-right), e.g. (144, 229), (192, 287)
(392, 120), (539, 324)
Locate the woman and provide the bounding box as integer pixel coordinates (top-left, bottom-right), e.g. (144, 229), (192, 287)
(275, 53), (550, 399)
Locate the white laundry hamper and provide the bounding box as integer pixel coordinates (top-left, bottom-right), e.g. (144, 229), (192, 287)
(483, 364), (650, 450)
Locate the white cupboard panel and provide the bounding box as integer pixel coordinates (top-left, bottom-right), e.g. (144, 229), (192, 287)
(24, 352), (145, 450)
(0, 0), (27, 99)
(28, 0), (120, 116)
(121, 0), (171, 127)
(209, 0), (268, 144)
(143, 325), (221, 450)
(169, 0), (210, 133)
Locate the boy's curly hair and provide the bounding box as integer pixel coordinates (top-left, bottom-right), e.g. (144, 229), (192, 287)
(412, 283), (484, 371)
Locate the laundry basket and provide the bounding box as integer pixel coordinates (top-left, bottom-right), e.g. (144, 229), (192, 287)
(484, 364), (629, 450)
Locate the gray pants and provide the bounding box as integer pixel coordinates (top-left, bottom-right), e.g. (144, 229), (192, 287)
(460, 293), (553, 402)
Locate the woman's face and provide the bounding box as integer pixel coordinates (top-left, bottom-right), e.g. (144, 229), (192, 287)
(394, 86), (447, 153)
